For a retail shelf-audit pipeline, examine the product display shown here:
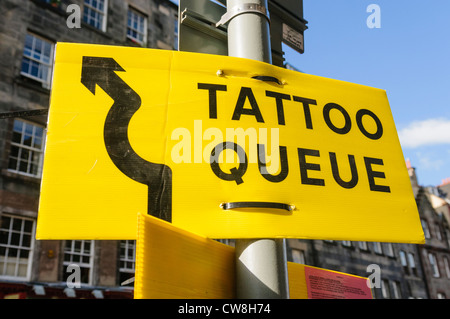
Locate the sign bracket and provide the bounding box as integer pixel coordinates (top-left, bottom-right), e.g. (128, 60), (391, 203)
(216, 2), (270, 27)
(181, 8), (228, 42)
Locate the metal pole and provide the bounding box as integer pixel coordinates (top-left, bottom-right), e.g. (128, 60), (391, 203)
(226, 0), (289, 299)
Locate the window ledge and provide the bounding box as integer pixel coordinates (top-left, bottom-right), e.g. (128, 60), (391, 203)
(80, 21), (113, 39)
(15, 76), (50, 95)
(2, 169), (41, 185)
(30, 0), (66, 17)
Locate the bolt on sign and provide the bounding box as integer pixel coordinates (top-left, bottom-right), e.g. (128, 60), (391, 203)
(37, 43), (424, 243)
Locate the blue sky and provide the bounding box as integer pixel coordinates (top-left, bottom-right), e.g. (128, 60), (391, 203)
(282, 0), (450, 186)
(174, 0), (450, 186)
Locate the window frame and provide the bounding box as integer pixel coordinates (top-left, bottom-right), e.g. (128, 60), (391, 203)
(358, 241), (368, 251)
(391, 281), (401, 299)
(20, 32), (54, 89)
(341, 240), (352, 248)
(434, 222), (442, 241)
(127, 7), (148, 46)
(399, 250), (409, 275)
(83, 0), (108, 32)
(421, 219), (431, 239)
(119, 240), (136, 285)
(407, 252), (418, 276)
(384, 243), (394, 257)
(381, 279), (390, 299)
(373, 242), (383, 255)
(428, 253), (440, 278)
(0, 215), (36, 281)
(7, 119), (45, 178)
(62, 240), (95, 285)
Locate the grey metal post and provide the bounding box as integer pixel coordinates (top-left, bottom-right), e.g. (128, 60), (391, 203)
(226, 0), (289, 299)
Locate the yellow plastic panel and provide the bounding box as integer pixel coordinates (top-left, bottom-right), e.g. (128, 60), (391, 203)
(134, 213), (235, 299)
(287, 262), (308, 299)
(37, 42), (424, 243)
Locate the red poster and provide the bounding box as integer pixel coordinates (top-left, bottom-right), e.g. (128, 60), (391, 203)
(305, 266), (372, 299)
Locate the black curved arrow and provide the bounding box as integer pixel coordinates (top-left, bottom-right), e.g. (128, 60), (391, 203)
(81, 56), (172, 222)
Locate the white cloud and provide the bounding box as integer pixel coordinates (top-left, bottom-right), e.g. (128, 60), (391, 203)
(398, 118), (450, 148)
(415, 151), (444, 171)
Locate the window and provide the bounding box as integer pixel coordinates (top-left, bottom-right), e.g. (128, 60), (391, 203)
(63, 240), (94, 285)
(428, 253), (440, 278)
(435, 223), (442, 241)
(127, 8), (147, 45)
(391, 281), (401, 299)
(437, 292), (446, 299)
(373, 242), (383, 254)
(421, 219), (431, 239)
(384, 243), (394, 257)
(444, 257), (450, 279)
(119, 240), (135, 286)
(358, 241), (368, 251)
(399, 250), (409, 274)
(342, 241), (352, 247)
(381, 279), (390, 299)
(21, 33), (54, 88)
(291, 249), (305, 264)
(8, 120), (45, 178)
(0, 215), (35, 280)
(408, 252), (418, 276)
(83, 0), (107, 31)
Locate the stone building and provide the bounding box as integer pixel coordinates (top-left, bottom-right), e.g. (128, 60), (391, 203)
(414, 187), (450, 299)
(0, 0), (177, 298)
(416, 172), (450, 299)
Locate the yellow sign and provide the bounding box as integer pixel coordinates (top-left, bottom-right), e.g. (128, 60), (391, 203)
(37, 43), (424, 243)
